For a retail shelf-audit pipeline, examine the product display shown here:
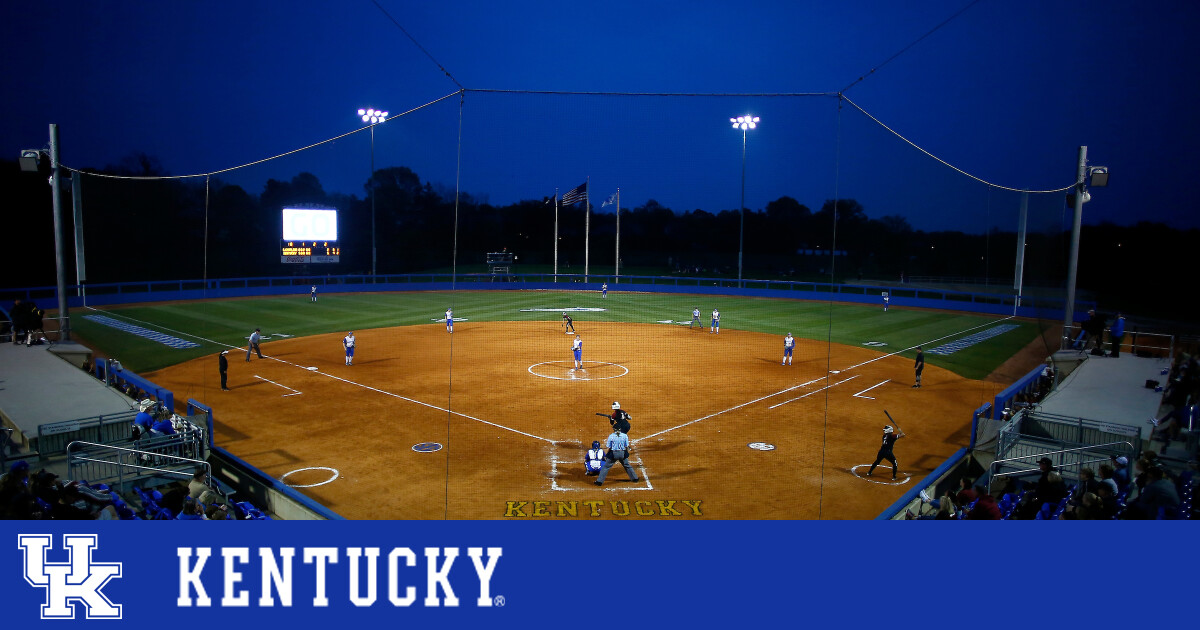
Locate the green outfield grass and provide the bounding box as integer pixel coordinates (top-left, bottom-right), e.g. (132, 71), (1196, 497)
(70, 289), (1040, 379)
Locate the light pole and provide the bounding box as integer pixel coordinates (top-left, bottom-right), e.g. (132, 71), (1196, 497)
(358, 107), (388, 277)
(1061, 146), (1109, 350)
(731, 115), (759, 287)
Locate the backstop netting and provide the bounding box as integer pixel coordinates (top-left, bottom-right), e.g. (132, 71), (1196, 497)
(39, 89), (1084, 519)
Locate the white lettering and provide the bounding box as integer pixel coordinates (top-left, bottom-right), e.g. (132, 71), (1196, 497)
(258, 548), (295, 607)
(177, 548), (212, 607)
(221, 548), (250, 607)
(387, 548), (417, 607)
(468, 547), (503, 607)
(346, 548), (379, 607)
(424, 547), (460, 607)
(303, 548), (339, 607)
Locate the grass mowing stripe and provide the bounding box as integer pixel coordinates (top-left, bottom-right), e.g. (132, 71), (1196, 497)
(74, 292), (1037, 377)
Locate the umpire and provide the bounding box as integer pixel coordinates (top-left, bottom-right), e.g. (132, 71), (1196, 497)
(609, 401), (632, 436)
(218, 350), (230, 391)
(594, 428), (639, 486)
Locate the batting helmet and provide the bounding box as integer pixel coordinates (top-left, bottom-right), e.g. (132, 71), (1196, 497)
(883, 425), (894, 434)
(612, 402), (620, 410)
(592, 441), (601, 449)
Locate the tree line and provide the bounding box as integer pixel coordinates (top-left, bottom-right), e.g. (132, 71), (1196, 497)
(3, 156), (1192, 318)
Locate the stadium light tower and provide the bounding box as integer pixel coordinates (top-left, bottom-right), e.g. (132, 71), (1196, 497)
(358, 107), (388, 278)
(731, 115), (759, 287)
(1061, 146), (1110, 351)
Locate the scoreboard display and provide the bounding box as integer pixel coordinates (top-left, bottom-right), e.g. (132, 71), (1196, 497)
(281, 208), (340, 263)
(281, 240), (340, 264)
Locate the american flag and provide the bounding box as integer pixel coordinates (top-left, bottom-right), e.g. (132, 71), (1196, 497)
(602, 192), (617, 207)
(561, 182), (587, 205)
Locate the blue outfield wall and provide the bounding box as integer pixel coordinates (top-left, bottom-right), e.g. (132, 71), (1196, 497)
(4, 273), (1089, 321)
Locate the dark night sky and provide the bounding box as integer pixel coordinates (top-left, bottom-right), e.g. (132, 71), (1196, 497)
(3, 1), (1198, 233)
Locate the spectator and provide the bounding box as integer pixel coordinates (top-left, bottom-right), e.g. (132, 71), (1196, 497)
(1064, 492), (1102, 520)
(1109, 313), (1126, 357)
(150, 415), (176, 435)
(1123, 467), (1180, 519)
(188, 467), (216, 501)
(967, 487), (1002, 520)
(1041, 472), (1068, 507)
(1094, 483), (1119, 519)
(1098, 464), (1120, 495)
(1110, 455), (1130, 492)
(1074, 468), (1101, 503)
(132, 401), (156, 439)
(955, 477), (978, 507)
(176, 497), (205, 520)
(205, 503), (233, 521)
(0, 460), (32, 513)
(1017, 457), (1056, 518)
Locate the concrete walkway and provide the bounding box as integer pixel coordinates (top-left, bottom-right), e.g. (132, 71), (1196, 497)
(0, 341), (136, 448)
(1040, 353), (1170, 440)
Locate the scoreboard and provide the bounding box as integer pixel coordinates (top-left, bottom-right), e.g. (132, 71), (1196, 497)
(281, 241), (340, 264)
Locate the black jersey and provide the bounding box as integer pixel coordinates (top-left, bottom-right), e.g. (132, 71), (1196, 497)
(610, 409), (631, 434)
(878, 433), (898, 454)
(914, 351), (925, 372)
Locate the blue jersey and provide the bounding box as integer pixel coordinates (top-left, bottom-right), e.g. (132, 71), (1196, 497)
(784, 335), (795, 355)
(572, 337), (582, 359)
(343, 334), (355, 356)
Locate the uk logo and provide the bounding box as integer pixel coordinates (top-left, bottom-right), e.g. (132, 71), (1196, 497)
(18, 534), (123, 620)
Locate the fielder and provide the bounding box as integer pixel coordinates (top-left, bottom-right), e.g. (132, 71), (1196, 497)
(882, 291), (890, 312)
(866, 425), (906, 480)
(446, 308), (454, 333)
(572, 334), (583, 369)
(563, 312), (575, 333)
(783, 332), (795, 365)
(691, 307), (701, 329)
(343, 331), (355, 366)
(601, 283), (608, 298)
(711, 308), (720, 334)
(310, 285), (317, 302)
(913, 346), (924, 388)
(584, 440), (605, 476)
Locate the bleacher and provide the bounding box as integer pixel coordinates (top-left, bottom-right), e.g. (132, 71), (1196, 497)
(894, 350), (1197, 521)
(1, 341), (273, 521)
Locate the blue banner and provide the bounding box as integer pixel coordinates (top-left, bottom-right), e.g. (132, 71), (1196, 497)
(0, 520), (1182, 624)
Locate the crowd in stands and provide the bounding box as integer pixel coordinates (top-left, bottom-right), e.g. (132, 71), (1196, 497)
(3, 298), (48, 346)
(1151, 353), (1199, 455)
(0, 460), (269, 521)
(907, 454), (1195, 521)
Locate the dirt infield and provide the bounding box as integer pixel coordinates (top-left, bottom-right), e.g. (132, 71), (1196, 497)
(146, 321), (1012, 519)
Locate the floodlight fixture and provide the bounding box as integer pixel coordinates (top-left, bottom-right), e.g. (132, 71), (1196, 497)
(1088, 166), (1109, 187)
(360, 108), (388, 124)
(19, 149), (43, 172)
(731, 115), (760, 130)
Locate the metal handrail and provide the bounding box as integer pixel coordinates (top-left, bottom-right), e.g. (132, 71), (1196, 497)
(66, 440), (209, 487)
(986, 440), (1133, 493)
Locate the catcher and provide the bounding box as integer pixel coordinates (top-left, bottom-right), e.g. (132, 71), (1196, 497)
(595, 401), (632, 436)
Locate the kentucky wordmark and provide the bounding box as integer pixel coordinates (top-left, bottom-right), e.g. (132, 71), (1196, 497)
(177, 546), (502, 608)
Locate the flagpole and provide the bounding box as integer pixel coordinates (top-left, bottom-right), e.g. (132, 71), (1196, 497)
(614, 188), (621, 283)
(553, 188), (559, 283)
(584, 176), (590, 283)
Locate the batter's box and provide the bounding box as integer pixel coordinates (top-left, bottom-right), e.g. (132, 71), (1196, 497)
(548, 456), (653, 491)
